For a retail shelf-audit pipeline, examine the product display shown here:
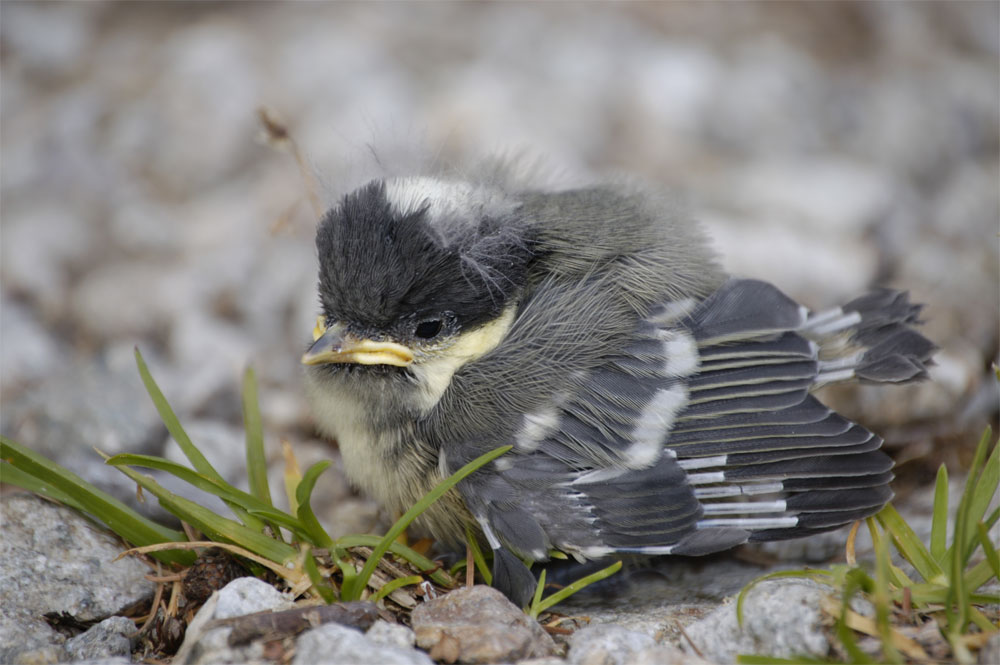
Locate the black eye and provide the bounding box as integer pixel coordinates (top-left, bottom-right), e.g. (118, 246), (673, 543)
(414, 319), (443, 339)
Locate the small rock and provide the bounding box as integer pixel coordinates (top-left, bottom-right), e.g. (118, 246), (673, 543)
(172, 582), (292, 665)
(293, 622), (434, 665)
(411, 586), (558, 663)
(63, 616), (135, 661)
(568, 623), (655, 665)
(367, 620), (416, 649)
(213, 577), (295, 619)
(979, 631), (1000, 665)
(0, 494), (155, 663)
(681, 579), (832, 664)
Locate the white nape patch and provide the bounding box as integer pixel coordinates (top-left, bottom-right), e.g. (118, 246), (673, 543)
(514, 405), (562, 452)
(658, 330), (700, 377)
(697, 517), (799, 530)
(801, 307), (863, 336)
(625, 384), (688, 468)
(383, 176), (514, 244)
(701, 500), (788, 515)
(678, 455), (728, 471)
(410, 305), (518, 412)
(476, 515), (502, 549)
(494, 457), (514, 471)
(694, 482), (784, 499)
(686, 471), (726, 485)
(647, 298), (698, 326)
(571, 467), (630, 486)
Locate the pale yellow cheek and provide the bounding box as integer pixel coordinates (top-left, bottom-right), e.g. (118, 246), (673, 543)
(410, 305), (517, 412)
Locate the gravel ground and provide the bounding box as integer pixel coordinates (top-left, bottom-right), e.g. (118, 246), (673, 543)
(1, 2), (997, 657)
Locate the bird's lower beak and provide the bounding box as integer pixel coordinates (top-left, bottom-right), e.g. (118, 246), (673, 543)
(301, 320), (414, 367)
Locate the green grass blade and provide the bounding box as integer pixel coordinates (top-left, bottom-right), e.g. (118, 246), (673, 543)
(105, 453), (292, 536)
(294, 461), (334, 549)
(241, 367), (273, 508)
(529, 560), (622, 618)
(874, 533), (902, 664)
(113, 462), (297, 565)
(964, 555), (999, 592)
(2, 461), (89, 512)
(464, 523), (492, 585)
(944, 428), (996, 566)
(969, 606), (999, 633)
(134, 349), (268, 533)
(977, 523), (999, 581)
(527, 569), (547, 619)
(303, 549), (336, 603)
(1, 437), (192, 566)
(372, 575), (424, 604)
(134, 347), (222, 480)
(836, 568), (877, 664)
(340, 445), (512, 601)
(963, 431), (998, 554)
(947, 485), (971, 634)
(876, 503), (944, 583)
(335, 535), (457, 589)
(931, 464), (949, 564)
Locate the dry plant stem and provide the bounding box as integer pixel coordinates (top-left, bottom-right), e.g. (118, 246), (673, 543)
(846, 520), (861, 567)
(122, 541), (306, 589)
(679, 624), (706, 660)
(257, 106), (323, 222)
(820, 596), (929, 660)
(167, 578), (183, 617)
(140, 569), (167, 631)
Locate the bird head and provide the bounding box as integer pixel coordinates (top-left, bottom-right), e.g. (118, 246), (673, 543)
(303, 177), (534, 410)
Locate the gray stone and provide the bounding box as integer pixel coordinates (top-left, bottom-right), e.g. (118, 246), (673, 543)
(979, 631), (1000, 665)
(366, 620), (416, 650)
(293, 622), (434, 665)
(681, 579), (832, 664)
(63, 616), (135, 661)
(213, 576), (295, 619)
(568, 624), (656, 665)
(411, 585), (557, 663)
(633, 645), (713, 665)
(171, 589), (271, 665)
(0, 494), (154, 663)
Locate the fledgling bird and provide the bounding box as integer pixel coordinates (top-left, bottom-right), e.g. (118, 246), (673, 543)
(302, 169), (936, 606)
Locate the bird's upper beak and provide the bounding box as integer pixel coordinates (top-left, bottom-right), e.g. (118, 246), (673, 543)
(301, 317), (414, 367)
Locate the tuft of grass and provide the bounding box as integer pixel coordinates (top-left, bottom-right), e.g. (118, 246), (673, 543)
(736, 427), (999, 664)
(526, 560), (623, 619)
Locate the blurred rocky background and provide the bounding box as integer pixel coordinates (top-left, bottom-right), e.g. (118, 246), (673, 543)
(2, 1), (997, 538)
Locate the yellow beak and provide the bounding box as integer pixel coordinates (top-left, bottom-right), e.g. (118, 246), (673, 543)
(301, 319), (414, 367)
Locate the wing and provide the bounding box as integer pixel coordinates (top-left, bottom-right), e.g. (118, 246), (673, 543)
(436, 278), (932, 604)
